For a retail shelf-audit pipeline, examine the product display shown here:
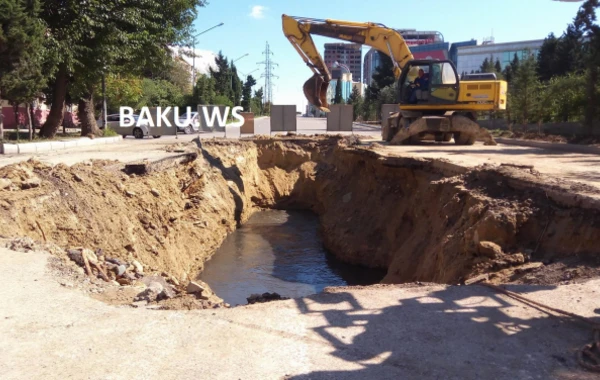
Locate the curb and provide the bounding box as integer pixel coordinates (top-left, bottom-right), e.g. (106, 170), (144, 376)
(1, 136), (123, 155)
(495, 137), (600, 155)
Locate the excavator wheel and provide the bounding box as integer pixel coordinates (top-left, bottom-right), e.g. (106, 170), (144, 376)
(382, 114), (400, 142)
(453, 132), (476, 145)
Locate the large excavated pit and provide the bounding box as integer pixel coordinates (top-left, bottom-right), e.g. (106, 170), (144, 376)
(1, 136), (599, 307)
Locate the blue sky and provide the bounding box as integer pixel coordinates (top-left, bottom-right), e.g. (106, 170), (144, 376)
(190, 0), (584, 111)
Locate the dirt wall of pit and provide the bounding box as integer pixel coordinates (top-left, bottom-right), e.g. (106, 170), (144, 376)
(1, 137), (599, 285)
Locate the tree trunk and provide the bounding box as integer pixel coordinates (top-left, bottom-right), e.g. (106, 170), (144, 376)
(13, 104), (19, 140)
(0, 90), (4, 141)
(29, 102), (36, 133)
(585, 66), (598, 136)
(27, 103), (33, 141)
(39, 63), (68, 138)
(78, 89), (101, 137)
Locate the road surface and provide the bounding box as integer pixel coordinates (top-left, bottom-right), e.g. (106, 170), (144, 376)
(1, 117), (599, 192)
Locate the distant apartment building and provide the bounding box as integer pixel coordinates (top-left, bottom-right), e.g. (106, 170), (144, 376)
(324, 43), (362, 83)
(456, 39), (544, 76)
(363, 29), (444, 86)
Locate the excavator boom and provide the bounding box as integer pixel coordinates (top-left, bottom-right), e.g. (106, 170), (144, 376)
(282, 15), (414, 111)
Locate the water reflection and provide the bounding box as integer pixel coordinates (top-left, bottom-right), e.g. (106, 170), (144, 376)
(199, 210), (386, 305)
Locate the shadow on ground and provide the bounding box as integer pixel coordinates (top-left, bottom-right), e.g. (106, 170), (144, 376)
(288, 284), (599, 380)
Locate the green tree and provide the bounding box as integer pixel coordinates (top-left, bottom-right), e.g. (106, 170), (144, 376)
(545, 73), (586, 122)
(167, 58), (193, 95)
(210, 51), (232, 100)
(366, 52), (395, 102)
(537, 33), (560, 81)
(509, 54), (541, 125)
(241, 75), (257, 112)
(0, 0), (47, 140)
(575, 0), (600, 133)
(104, 75), (143, 113)
(334, 80), (343, 104)
(193, 74), (216, 105)
(251, 87), (264, 115)
(502, 53), (520, 83)
(347, 86), (364, 121)
(230, 64), (243, 106)
(479, 57), (491, 73)
(138, 79), (184, 109)
(494, 59), (502, 74)
(554, 23), (584, 77)
(39, 0), (206, 138)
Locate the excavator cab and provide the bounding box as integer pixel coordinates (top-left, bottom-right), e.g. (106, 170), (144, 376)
(398, 60), (460, 106)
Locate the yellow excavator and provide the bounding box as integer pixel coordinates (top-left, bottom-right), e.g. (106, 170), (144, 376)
(282, 15), (507, 145)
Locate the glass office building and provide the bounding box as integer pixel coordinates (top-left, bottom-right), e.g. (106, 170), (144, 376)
(456, 39), (544, 75)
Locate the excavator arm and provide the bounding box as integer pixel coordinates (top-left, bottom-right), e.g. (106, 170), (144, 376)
(282, 15), (414, 111)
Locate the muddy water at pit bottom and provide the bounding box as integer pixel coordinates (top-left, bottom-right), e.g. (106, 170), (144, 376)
(198, 210), (386, 306)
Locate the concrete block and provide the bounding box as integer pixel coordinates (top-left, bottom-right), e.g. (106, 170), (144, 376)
(254, 122), (271, 136)
(63, 140), (78, 148)
(76, 139), (94, 147)
(17, 143), (37, 154)
(50, 142), (66, 150)
(225, 126), (241, 139)
(35, 142), (52, 152)
(1, 144), (19, 155)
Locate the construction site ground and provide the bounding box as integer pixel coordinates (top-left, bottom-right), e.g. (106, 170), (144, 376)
(2, 247), (599, 380)
(2, 117), (599, 195)
(1, 117), (600, 379)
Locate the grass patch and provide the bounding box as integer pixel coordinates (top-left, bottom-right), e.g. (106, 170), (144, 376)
(102, 127), (119, 137)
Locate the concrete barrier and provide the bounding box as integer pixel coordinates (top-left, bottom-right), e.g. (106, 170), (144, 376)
(326, 105), (353, 132)
(240, 112), (255, 134)
(1, 136), (122, 155)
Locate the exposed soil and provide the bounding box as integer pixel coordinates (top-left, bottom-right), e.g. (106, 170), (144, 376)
(1, 135), (599, 308)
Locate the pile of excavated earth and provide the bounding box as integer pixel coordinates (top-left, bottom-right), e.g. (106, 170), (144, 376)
(1, 135), (599, 310)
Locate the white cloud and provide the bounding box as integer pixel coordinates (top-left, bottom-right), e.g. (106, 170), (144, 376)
(249, 5), (267, 19)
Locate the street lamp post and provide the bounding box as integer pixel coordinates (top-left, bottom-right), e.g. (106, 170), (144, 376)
(190, 22), (224, 84)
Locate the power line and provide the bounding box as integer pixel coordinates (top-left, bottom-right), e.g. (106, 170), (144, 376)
(257, 41), (279, 104)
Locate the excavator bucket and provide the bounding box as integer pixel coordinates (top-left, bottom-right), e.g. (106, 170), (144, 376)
(303, 74), (330, 112)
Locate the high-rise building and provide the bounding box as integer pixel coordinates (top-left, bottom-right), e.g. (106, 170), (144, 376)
(324, 43), (362, 83)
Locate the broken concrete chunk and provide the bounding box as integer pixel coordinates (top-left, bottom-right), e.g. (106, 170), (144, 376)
(81, 249), (98, 264)
(125, 190), (136, 197)
(67, 249), (85, 266)
(20, 177), (41, 189)
(150, 188), (160, 197)
(73, 174), (83, 182)
(112, 265), (127, 277)
(186, 281), (205, 294)
(132, 260), (144, 274)
(0, 178), (12, 189)
(478, 241), (503, 259)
